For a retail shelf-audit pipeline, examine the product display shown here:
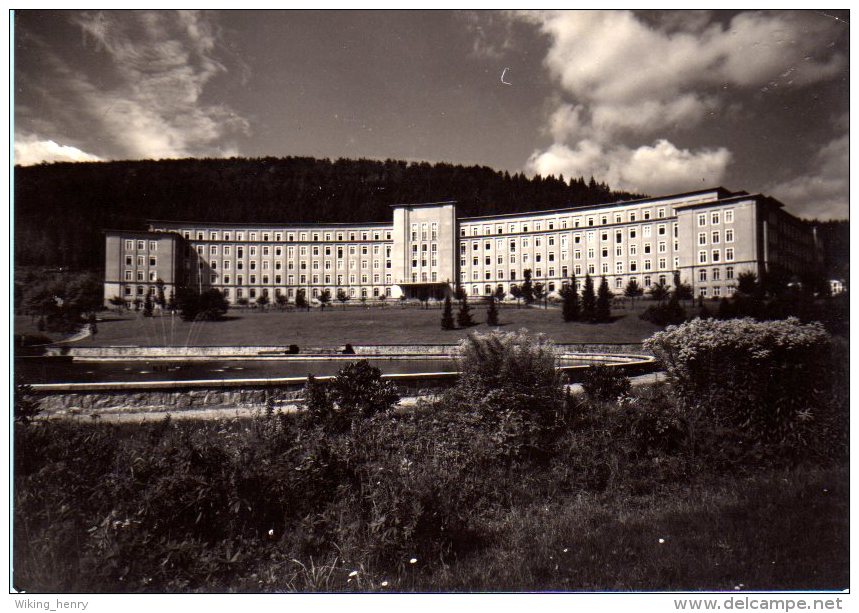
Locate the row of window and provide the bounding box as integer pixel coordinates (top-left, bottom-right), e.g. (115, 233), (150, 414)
(125, 240), (158, 252)
(697, 229), (735, 245)
(193, 273), (394, 286)
(121, 285), (392, 300)
(459, 225), (675, 252)
(697, 210), (735, 227)
(459, 206), (681, 237)
(173, 229), (392, 242)
(194, 244), (392, 257)
(185, 258), (391, 271)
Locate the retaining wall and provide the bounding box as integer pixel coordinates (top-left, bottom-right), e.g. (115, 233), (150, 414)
(48, 342), (649, 359)
(30, 354), (657, 417)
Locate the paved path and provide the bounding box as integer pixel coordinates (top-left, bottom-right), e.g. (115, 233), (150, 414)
(48, 371), (668, 424)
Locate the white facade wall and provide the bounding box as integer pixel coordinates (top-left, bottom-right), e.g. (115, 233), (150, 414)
(104, 188), (816, 305)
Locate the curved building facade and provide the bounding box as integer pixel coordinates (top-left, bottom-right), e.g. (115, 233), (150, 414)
(103, 187), (818, 306)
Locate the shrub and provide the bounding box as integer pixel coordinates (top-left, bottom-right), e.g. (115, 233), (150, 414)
(644, 317), (834, 444)
(580, 364), (631, 402)
(640, 300), (686, 326)
(298, 361), (399, 433)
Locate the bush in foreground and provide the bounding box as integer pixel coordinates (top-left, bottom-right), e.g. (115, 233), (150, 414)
(644, 317), (837, 446)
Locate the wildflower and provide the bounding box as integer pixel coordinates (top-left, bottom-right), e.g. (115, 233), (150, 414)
(268, 529), (274, 536)
(563, 548), (569, 553)
(381, 581), (389, 587)
(409, 558), (417, 564)
(349, 570), (358, 577)
(658, 538), (665, 544)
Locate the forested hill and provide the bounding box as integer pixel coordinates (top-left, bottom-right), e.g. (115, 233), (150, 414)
(14, 157), (643, 270)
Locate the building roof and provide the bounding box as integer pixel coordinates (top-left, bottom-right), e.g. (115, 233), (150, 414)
(145, 219), (393, 229)
(389, 200), (457, 209)
(456, 187), (739, 221)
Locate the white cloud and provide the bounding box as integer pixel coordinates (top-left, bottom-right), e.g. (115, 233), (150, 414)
(18, 11), (249, 162)
(527, 139), (731, 195)
(768, 134), (848, 220)
(14, 135), (103, 166)
(516, 10), (843, 194)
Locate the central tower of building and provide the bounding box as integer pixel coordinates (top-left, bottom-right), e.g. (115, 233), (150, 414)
(390, 201), (457, 299)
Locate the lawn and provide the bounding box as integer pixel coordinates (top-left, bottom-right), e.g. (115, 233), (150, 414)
(65, 302), (663, 347)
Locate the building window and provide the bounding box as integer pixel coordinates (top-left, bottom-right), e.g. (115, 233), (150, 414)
(725, 209), (734, 223)
(725, 229), (734, 242)
(699, 251), (707, 264)
(698, 232), (707, 245)
(711, 212), (720, 225)
(698, 214), (707, 227)
(699, 269), (707, 282)
(725, 248), (734, 261)
(726, 267), (734, 279)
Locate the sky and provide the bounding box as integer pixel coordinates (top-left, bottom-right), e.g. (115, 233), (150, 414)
(13, 9), (850, 219)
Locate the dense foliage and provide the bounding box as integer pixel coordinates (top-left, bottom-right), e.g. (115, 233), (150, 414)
(13, 328), (847, 592)
(645, 317), (844, 449)
(15, 157), (641, 269)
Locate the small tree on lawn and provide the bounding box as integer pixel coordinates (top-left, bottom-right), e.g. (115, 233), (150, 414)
(673, 271), (693, 305)
(561, 279), (580, 322)
(275, 294), (288, 310)
(336, 289), (349, 310)
(109, 295), (126, 312)
(155, 279), (166, 307)
(521, 269), (535, 305)
(510, 284), (522, 309)
(319, 289), (331, 311)
(737, 271), (760, 296)
(624, 277), (644, 308)
(441, 294), (455, 330)
(533, 282), (546, 309)
(494, 285), (506, 305)
(486, 295), (499, 326)
(295, 289), (308, 311)
(457, 294), (475, 328)
(256, 293), (270, 311)
(649, 278), (671, 304)
(595, 276), (612, 323)
(581, 274), (597, 322)
(143, 293), (154, 317)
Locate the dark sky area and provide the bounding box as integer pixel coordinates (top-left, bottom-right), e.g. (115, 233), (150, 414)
(13, 9), (849, 219)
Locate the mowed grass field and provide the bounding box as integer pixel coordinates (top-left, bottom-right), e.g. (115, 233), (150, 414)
(61, 302), (664, 347)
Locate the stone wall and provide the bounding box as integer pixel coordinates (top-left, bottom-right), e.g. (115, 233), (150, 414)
(51, 342), (649, 359)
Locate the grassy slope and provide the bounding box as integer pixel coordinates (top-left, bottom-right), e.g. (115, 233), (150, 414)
(52, 302), (663, 347)
(419, 465), (848, 592)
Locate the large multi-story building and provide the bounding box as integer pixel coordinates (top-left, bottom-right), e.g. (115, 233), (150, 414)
(103, 187), (819, 306)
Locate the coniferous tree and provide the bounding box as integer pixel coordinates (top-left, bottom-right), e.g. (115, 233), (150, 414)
(494, 285), (506, 304)
(155, 279), (166, 307)
(319, 288), (331, 311)
(533, 282), (546, 309)
(673, 271), (693, 305)
(624, 277), (644, 308)
(521, 269), (535, 305)
(486, 295), (499, 326)
(143, 293), (154, 317)
(561, 278), (580, 322)
(510, 284), (522, 309)
(649, 278), (671, 303)
(441, 295), (455, 330)
(295, 289), (308, 310)
(581, 274), (597, 322)
(596, 276), (612, 323)
(456, 294), (474, 328)
(336, 289), (349, 310)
